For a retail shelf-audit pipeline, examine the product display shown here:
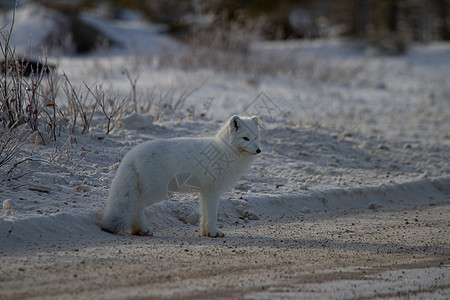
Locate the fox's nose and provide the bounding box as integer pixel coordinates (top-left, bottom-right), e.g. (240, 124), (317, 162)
(256, 149), (261, 154)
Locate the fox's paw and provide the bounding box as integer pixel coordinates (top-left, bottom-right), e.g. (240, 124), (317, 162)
(202, 229), (225, 238)
(138, 230), (153, 236)
(131, 229), (153, 236)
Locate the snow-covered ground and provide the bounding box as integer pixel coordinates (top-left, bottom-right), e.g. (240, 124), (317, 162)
(1, 4), (449, 299)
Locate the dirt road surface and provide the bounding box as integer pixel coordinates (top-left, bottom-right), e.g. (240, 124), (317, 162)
(1, 204), (449, 299)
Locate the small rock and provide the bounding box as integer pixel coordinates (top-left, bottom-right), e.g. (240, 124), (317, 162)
(298, 183), (308, 191)
(359, 141), (370, 149)
(90, 129), (106, 140)
(242, 210), (259, 220)
(27, 131), (49, 145)
(389, 163), (399, 170)
(75, 185), (90, 193)
(343, 132), (353, 137)
(376, 82), (387, 89)
(302, 206), (311, 213)
(368, 202), (383, 210)
(3, 199), (16, 210)
(178, 206), (199, 225)
(28, 185), (51, 193)
(377, 144), (390, 151)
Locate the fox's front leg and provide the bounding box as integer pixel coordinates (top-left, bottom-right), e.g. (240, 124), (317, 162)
(199, 190), (224, 238)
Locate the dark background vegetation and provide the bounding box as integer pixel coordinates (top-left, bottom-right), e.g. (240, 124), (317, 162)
(1, 0), (448, 53)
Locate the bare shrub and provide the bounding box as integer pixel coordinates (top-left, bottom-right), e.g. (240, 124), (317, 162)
(40, 62), (63, 141)
(84, 83), (128, 134)
(145, 84), (202, 122)
(1, 5), (62, 141)
(0, 4), (62, 183)
(122, 68), (139, 114)
(0, 125), (28, 169)
(62, 73), (97, 134)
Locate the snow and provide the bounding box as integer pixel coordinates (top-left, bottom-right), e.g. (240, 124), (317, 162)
(0, 4), (449, 296)
(0, 4), (56, 54)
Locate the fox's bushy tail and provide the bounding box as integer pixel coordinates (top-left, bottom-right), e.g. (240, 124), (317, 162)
(101, 160), (140, 234)
(100, 210), (125, 234)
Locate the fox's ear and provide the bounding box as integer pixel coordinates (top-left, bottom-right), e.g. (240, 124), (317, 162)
(229, 115), (241, 132)
(251, 116), (258, 125)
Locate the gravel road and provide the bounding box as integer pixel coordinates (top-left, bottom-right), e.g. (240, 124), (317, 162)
(1, 203), (449, 299)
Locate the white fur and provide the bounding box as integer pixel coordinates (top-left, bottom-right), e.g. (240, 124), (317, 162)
(101, 115), (260, 237)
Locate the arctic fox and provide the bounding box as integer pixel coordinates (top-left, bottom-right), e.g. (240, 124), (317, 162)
(101, 115), (260, 237)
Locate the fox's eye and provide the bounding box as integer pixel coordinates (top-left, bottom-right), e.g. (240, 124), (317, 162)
(242, 137), (249, 141)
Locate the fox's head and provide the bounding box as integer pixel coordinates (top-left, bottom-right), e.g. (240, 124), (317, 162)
(225, 115), (261, 156)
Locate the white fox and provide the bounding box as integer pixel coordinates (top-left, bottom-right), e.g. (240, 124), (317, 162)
(101, 115), (260, 237)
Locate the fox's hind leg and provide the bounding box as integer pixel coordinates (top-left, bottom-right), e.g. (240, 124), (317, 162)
(131, 207), (152, 236)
